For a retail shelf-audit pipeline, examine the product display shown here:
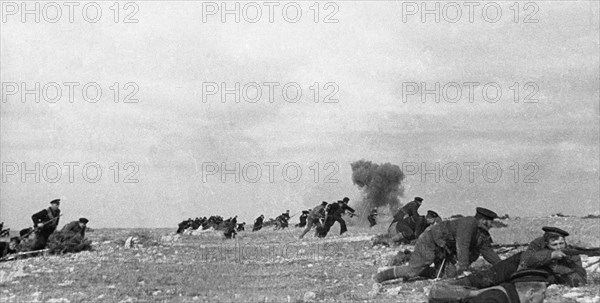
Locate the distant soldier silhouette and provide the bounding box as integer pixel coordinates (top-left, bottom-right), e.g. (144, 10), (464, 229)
(368, 208), (378, 227)
(296, 210), (310, 228)
(253, 215), (264, 232)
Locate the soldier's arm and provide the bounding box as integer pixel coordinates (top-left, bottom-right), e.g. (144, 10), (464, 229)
(480, 245), (501, 265)
(455, 219), (476, 269)
(31, 209), (47, 225)
(520, 248), (553, 268)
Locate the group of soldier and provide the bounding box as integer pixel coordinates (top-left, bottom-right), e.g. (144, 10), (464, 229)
(0, 199), (91, 260)
(366, 197), (592, 303)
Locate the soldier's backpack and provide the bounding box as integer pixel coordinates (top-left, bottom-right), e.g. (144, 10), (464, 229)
(428, 283), (512, 303)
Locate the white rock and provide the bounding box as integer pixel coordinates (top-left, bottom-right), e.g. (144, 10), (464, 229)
(303, 291), (316, 302)
(564, 292), (584, 298)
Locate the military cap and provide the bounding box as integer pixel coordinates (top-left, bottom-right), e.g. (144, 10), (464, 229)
(342, 197), (349, 202)
(414, 197), (423, 202)
(50, 199), (61, 205)
(510, 269), (550, 283)
(79, 217), (89, 224)
(19, 228), (32, 237)
(426, 210), (440, 218)
(321, 201), (328, 205)
(475, 207), (498, 220)
(542, 226), (569, 237)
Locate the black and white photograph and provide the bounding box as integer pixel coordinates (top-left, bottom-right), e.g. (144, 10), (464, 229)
(0, 1), (599, 302)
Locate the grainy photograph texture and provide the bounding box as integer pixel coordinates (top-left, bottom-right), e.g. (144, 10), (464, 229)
(0, 1), (599, 302)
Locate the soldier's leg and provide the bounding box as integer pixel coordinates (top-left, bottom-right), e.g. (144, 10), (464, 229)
(337, 217), (347, 234)
(373, 232), (437, 283)
(449, 252), (522, 288)
(299, 218), (314, 239)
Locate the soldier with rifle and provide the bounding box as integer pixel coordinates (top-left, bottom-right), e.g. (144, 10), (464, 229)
(30, 199), (62, 250)
(449, 226), (595, 288)
(48, 217), (91, 254)
(318, 198), (356, 237)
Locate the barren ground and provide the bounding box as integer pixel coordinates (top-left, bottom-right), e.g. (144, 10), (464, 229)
(1, 217), (599, 303)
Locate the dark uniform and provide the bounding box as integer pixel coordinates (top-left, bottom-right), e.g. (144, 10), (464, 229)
(320, 198), (355, 237)
(48, 218), (90, 254)
(449, 226), (586, 289)
(299, 202), (327, 239)
(429, 269), (549, 303)
(465, 270), (549, 303)
(296, 210), (309, 228)
(31, 199), (61, 250)
(393, 197), (423, 222)
(252, 215), (264, 232)
(374, 207), (500, 283)
(367, 208), (378, 227)
(519, 227), (586, 286)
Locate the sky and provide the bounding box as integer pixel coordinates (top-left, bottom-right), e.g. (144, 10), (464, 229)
(1, 1), (598, 228)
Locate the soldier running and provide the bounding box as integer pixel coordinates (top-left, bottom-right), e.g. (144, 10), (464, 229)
(299, 202), (328, 239)
(252, 215), (264, 232)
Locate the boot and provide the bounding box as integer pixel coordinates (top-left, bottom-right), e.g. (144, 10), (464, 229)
(372, 268), (398, 283)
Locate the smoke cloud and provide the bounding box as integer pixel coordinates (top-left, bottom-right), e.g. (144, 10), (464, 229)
(351, 160), (405, 220)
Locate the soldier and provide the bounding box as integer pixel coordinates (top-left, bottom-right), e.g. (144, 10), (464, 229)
(48, 217), (91, 254)
(0, 237), (20, 258)
(373, 207), (501, 283)
(275, 210), (291, 230)
(449, 226), (587, 289)
(393, 197), (423, 222)
(373, 210), (440, 247)
(393, 210), (441, 245)
(368, 208), (378, 227)
(176, 218), (192, 234)
(296, 210), (310, 228)
(320, 198), (356, 237)
(31, 199), (62, 250)
(252, 215), (264, 232)
(223, 220), (237, 239)
(237, 222), (246, 231)
(299, 202), (328, 239)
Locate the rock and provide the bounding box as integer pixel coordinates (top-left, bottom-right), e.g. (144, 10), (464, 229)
(577, 296), (600, 303)
(564, 292), (584, 298)
(303, 291), (316, 302)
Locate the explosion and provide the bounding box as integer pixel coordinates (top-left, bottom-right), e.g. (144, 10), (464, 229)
(351, 160), (405, 220)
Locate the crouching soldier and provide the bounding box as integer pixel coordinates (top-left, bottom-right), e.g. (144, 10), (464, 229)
(48, 218), (92, 254)
(31, 199), (61, 250)
(373, 207), (501, 283)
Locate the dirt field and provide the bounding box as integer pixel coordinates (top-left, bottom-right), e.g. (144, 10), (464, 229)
(1, 217), (599, 303)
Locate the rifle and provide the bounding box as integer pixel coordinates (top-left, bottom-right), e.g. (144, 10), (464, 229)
(22, 214), (63, 240)
(491, 243), (600, 256)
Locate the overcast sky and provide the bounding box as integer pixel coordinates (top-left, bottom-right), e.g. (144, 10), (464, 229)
(1, 1), (598, 228)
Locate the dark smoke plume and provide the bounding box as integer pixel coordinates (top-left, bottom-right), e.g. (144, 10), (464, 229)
(351, 160), (405, 221)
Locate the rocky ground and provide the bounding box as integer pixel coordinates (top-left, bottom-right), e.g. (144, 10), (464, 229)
(1, 218), (599, 302)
